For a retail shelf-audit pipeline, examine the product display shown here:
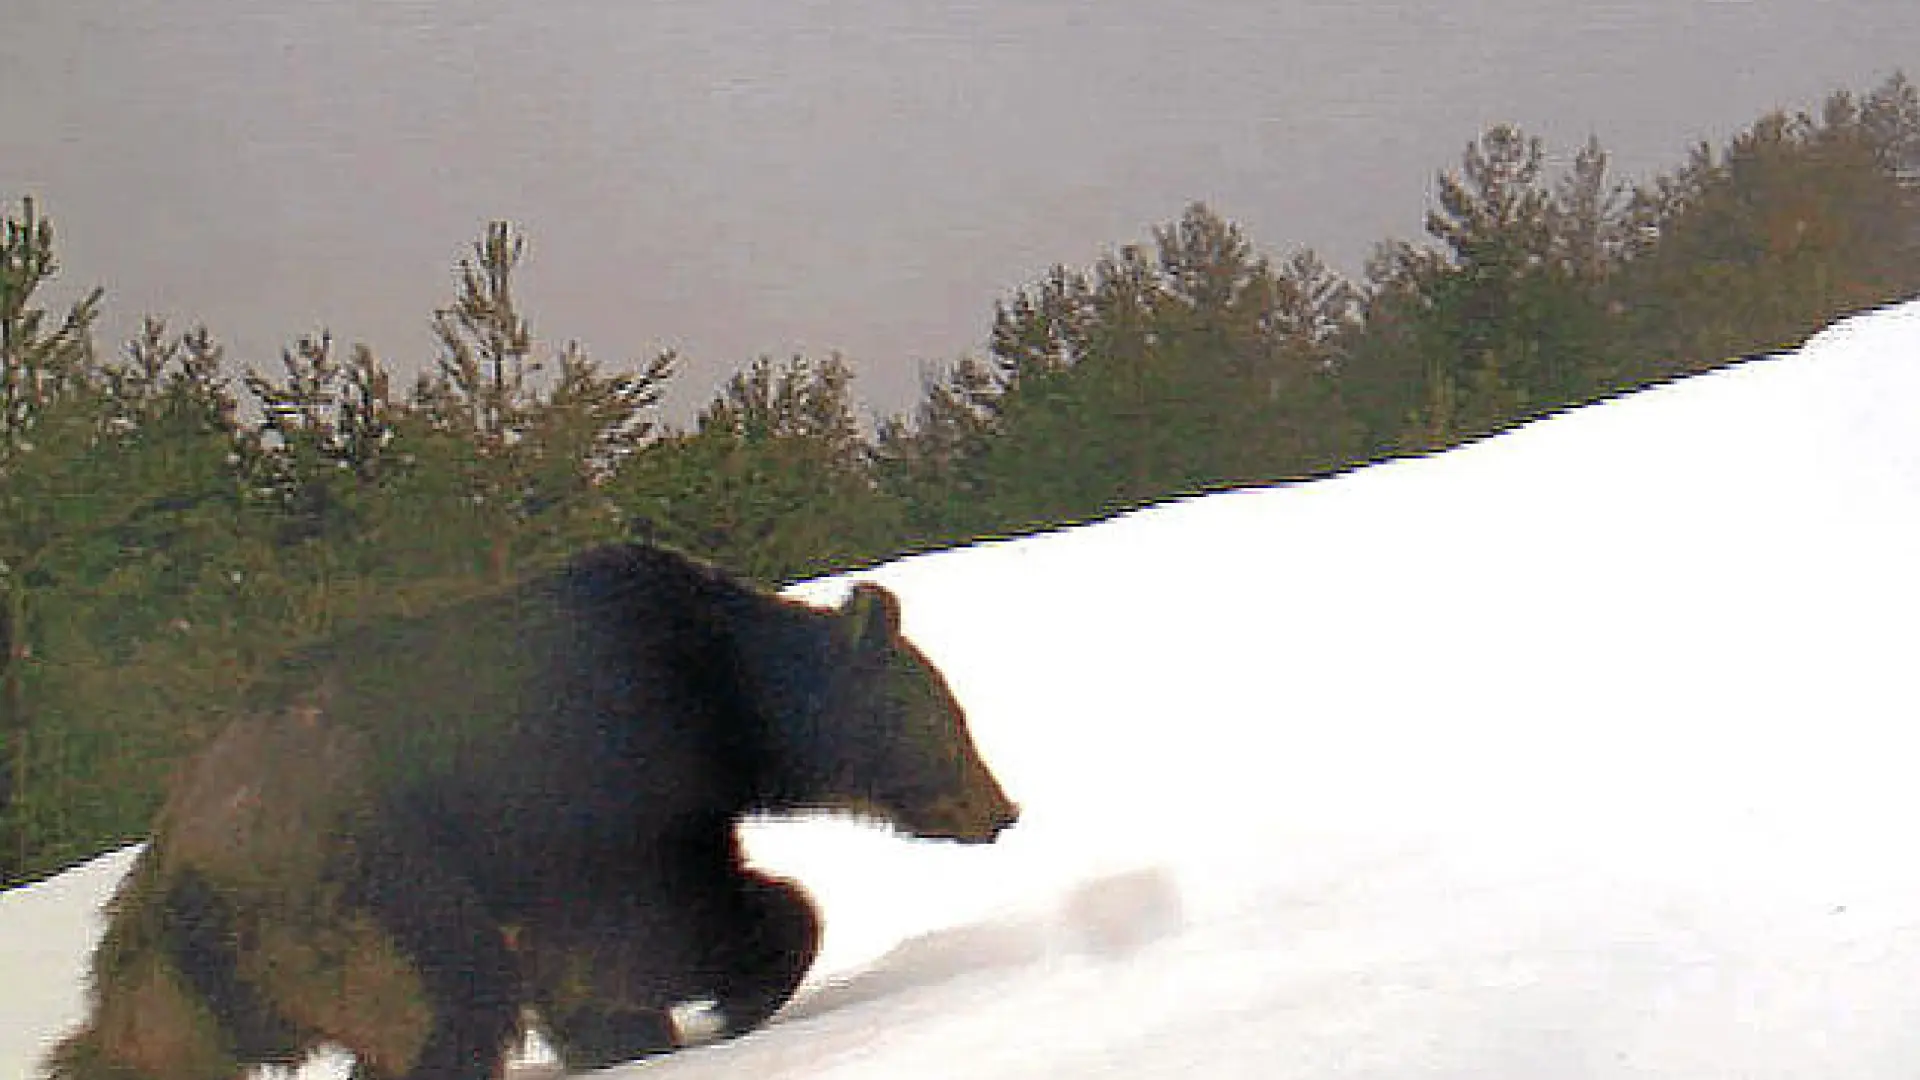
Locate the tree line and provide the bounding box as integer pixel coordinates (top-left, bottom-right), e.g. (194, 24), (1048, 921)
(2, 73), (1915, 885)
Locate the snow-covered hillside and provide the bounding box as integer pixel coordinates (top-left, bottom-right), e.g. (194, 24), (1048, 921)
(6, 299), (1920, 1079)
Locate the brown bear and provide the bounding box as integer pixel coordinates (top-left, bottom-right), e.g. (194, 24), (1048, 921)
(47, 542), (1018, 1080)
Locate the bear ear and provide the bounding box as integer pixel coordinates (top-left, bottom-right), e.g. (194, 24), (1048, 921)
(842, 583), (901, 649)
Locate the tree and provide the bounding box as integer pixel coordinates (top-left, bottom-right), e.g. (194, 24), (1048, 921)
(411, 221), (540, 582)
(1615, 73), (1920, 373)
(1418, 125), (1570, 429)
(245, 332), (399, 524)
(0, 304), (261, 881)
(31, 319), (260, 873)
(521, 340), (675, 524)
(0, 197), (102, 875)
(402, 222), (672, 584)
(874, 353), (1004, 544)
(926, 203), (1357, 530)
(1345, 127), (1630, 453)
(615, 354), (896, 584)
(90, 318), (251, 614)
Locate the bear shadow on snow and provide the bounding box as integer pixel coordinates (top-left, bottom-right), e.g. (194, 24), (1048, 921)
(780, 867), (1186, 1025)
(46, 542), (1018, 1080)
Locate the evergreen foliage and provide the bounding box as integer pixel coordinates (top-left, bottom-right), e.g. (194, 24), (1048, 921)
(1612, 73), (1920, 377)
(1342, 126), (1626, 454)
(615, 354), (901, 584)
(882, 203), (1360, 540)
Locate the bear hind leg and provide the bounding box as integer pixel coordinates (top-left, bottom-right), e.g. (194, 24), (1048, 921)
(162, 871), (309, 1067)
(45, 867), (268, 1080)
(43, 951), (245, 1080)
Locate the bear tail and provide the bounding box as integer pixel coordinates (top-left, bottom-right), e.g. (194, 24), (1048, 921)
(41, 854), (250, 1080)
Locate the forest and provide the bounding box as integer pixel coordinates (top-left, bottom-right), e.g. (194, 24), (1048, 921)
(2, 74), (1916, 886)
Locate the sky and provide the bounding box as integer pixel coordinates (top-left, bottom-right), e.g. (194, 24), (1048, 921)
(2, 0), (1915, 420)
(5, 295), (1920, 1078)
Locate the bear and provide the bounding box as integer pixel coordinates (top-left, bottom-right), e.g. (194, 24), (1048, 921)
(46, 542), (1019, 1080)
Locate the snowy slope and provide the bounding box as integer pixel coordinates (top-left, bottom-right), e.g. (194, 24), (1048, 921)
(6, 298), (1920, 1079)
(0, 848), (142, 1079)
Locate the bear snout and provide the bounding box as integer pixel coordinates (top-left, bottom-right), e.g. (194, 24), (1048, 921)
(937, 788), (1020, 844)
(988, 799), (1021, 838)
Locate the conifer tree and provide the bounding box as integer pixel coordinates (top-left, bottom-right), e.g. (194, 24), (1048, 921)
(614, 354), (893, 583)
(1347, 126), (1628, 451)
(943, 204), (1357, 528)
(414, 221), (540, 582)
(0, 198), (102, 876)
(403, 222), (672, 583)
(1616, 73), (1920, 372)
(244, 332), (399, 550)
(874, 354), (1003, 544)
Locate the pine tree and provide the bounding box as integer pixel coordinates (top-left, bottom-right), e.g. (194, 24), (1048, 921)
(883, 204), (1359, 536)
(401, 221), (672, 584)
(25, 319), (259, 877)
(873, 354), (1004, 544)
(1615, 73), (1920, 372)
(1418, 124), (1556, 429)
(414, 221), (540, 582)
(1346, 127), (1629, 452)
(614, 354), (895, 583)
(244, 332), (399, 550)
(0, 198), (102, 877)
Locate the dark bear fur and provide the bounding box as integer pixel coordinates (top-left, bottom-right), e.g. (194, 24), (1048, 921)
(47, 543), (1018, 1080)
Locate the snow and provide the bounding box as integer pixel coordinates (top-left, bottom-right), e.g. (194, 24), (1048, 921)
(7, 297), (1920, 1078)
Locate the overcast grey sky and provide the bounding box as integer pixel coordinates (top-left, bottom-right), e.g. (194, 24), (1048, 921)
(3, 0), (1914, 420)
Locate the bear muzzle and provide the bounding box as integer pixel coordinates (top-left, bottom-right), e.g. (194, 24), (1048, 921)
(919, 783), (1020, 844)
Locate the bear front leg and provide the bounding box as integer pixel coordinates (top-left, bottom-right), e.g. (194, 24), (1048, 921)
(517, 895), (700, 1070)
(346, 834), (522, 1080)
(705, 872), (822, 1038)
(536, 1004), (680, 1071)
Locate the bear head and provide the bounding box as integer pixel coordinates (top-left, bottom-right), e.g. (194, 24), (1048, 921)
(788, 582), (1019, 845)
